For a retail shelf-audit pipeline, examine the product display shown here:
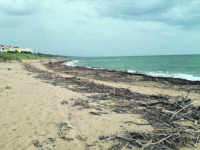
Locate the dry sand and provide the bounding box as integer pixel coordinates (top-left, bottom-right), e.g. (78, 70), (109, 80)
(0, 59), (199, 150)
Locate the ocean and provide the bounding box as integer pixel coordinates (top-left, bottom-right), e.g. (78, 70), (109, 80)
(64, 55), (200, 81)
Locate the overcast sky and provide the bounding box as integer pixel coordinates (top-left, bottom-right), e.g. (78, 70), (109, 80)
(0, 0), (200, 56)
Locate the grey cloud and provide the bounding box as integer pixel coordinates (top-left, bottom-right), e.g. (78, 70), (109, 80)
(93, 0), (200, 27)
(60, 0), (200, 27)
(0, 0), (39, 16)
(0, 0), (199, 56)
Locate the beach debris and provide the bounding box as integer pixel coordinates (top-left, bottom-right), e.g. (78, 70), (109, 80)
(124, 121), (151, 126)
(57, 122), (67, 136)
(101, 97), (200, 150)
(76, 135), (88, 141)
(60, 100), (68, 105)
(24, 61), (200, 149)
(60, 136), (74, 141)
(194, 134), (200, 148)
(89, 112), (101, 116)
(48, 138), (56, 143)
(73, 99), (90, 108)
(32, 140), (43, 148)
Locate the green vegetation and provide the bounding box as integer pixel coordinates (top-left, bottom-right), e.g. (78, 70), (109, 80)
(0, 52), (54, 61)
(5, 85), (11, 89)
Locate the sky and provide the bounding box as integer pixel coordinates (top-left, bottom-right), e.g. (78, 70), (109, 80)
(0, 0), (200, 56)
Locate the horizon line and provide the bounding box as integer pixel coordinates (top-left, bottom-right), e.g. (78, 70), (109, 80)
(60, 53), (200, 58)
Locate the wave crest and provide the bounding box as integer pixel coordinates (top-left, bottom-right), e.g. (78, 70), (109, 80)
(128, 70), (200, 81)
(64, 60), (79, 66)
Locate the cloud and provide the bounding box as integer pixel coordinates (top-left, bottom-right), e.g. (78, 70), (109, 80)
(93, 0), (200, 27)
(0, 0), (39, 16)
(1, 0), (200, 27)
(0, 0), (199, 56)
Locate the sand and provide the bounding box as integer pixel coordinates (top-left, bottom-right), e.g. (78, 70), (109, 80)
(0, 59), (199, 150)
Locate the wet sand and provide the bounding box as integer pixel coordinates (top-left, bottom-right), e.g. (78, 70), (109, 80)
(0, 59), (199, 150)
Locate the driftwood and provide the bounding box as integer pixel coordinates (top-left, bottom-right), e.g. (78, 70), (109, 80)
(170, 100), (196, 120)
(23, 62), (200, 149)
(124, 121), (151, 126)
(194, 134), (200, 148)
(101, 97), (200, 150)
(59, 122), (67, 136)
(141, 135), (173, 150)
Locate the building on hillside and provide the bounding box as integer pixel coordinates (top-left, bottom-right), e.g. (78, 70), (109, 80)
(5, 46), (14, 52)
(21, 48), (33, 53)
(13, 47), (21, 53)
(0, 45), (34, 53)
(0, 45), (6, 52)
(0, 45), (14, 53)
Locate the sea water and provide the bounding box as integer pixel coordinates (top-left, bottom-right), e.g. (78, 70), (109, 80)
(64, 55), (200, 81)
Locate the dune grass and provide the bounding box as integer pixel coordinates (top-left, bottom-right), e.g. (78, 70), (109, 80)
(5, 85), (11, 89)
(0, 52), (53, 60)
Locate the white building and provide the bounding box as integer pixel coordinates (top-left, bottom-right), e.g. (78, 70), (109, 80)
(21, 48), (33, 53)
(0, 45), (6, 52)
(0, 45), (34, 53)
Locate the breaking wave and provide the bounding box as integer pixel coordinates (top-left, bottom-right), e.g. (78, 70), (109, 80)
(128, 70), (200, 81)
(64, 60), (79, 66)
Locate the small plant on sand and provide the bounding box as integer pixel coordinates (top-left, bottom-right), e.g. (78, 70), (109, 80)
(5, 85), (11, 89)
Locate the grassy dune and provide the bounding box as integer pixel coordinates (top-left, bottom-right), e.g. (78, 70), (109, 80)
(0, 52), (53, 61)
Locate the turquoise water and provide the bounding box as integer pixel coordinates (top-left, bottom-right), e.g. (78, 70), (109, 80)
(65, 55), (200, 81)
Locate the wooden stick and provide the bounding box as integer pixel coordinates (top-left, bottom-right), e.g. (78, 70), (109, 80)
(141, 135), (173, 150)
(162, 109), (175, 114)
(104, 135), (145, 147)
(171, 101), (196, 120)
(104, 136), (116, 141)
(121, 143), (129, 150)
(124, 121), (151, 125)
(194, 134), (200, 148)
(59, 124), (65, 135)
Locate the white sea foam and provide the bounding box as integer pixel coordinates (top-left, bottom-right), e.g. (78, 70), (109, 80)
(128, 70), (200, 81)
(64, 60), (79, 66)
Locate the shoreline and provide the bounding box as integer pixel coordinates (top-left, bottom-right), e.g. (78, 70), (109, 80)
(0, 59), (200, 150)
(64, 59), (200, 83)
(59, 59), (200, 86)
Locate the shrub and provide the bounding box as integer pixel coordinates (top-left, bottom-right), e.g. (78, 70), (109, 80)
(5, 85), (11, 89)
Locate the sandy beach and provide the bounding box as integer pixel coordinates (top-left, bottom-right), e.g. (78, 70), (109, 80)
(0, 59), (200, 150)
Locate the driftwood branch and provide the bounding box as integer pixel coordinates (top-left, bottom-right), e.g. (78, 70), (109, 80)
(59, 123), (67, 136)
(59, 126), (64, 135)
(194, 134), (200, 148)
(98, 93), (199, 149)
(171, 101), (196, 120)
(141, 135), (173, 150)
(124, 121), (151, 125)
